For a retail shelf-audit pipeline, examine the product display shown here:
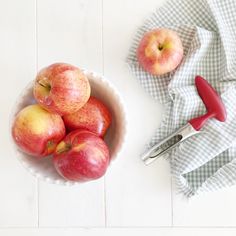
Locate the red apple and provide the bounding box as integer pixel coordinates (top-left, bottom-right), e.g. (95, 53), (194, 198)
(12, 104), (66, 157)
(53, 130), (110, 182)
(33, 63), (91, 116)
(63, 96), (112, 137)
(137, 28), (183, 75)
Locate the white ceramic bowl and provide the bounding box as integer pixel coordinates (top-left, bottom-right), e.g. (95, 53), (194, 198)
(10, 71), (127, 185)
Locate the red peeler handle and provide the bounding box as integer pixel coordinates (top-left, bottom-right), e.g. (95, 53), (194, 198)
(189, 112), (215, 131)
(188, 76), (227, 131)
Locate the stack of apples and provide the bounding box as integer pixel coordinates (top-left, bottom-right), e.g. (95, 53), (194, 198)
(12, 63), (112, 182)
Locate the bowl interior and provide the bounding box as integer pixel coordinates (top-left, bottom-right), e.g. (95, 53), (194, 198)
(10, 72), (126, 184)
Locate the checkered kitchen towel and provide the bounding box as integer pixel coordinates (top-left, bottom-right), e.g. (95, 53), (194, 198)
(127, 0), (236, 197)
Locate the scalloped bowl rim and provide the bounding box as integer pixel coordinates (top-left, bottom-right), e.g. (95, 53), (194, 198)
(10, 70), (128, 186)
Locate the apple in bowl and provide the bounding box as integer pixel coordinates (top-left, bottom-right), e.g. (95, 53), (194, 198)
(63, 96), (112, 137)
(12, 104), (65, 157)
(137, 28), (184, 75)
(53, 130), (110, 182)
(34, 63), (91, 116)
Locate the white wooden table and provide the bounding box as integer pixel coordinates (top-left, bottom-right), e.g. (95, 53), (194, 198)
(1, 0), (236, 235)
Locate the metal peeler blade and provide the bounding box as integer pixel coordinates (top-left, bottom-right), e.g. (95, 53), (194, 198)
(142, 123), (200, 165)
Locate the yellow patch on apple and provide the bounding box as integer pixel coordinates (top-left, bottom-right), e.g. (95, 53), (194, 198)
(17, 105), (51, 134)
(73, 143), (86, 152)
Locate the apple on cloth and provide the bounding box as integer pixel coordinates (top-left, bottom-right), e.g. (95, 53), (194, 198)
(127, 0), (236, 197)
(137, 28), (183, 75)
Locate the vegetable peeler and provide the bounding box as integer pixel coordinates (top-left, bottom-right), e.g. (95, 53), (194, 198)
(142, 75), (227, 165)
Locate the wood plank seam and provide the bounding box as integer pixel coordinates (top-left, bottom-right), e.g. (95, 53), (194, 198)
(35, 0), (39, 228)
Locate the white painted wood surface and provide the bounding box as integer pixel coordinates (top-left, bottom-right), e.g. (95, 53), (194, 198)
(0, 0), (38, 227)
(1, 0), (236, 235)
(1, 229), (236, 236)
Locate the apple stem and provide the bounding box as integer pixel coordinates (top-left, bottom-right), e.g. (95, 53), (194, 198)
(38, 81), (51, 90)
(56, 143), (72, 154)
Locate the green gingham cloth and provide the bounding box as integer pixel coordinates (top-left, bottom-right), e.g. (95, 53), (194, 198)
(127, 0), (236, 197)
